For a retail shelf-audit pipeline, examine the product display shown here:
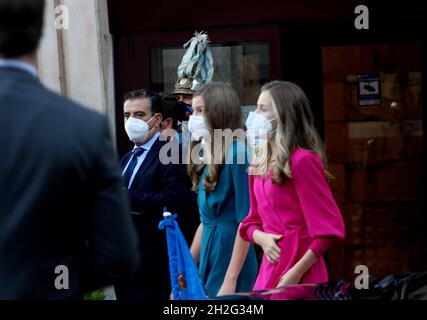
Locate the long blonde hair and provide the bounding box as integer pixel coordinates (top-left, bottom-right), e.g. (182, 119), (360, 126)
(250, 81), (330, 184)
(188, 82), (244, 192)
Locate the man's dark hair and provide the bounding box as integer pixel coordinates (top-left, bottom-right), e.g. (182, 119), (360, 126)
(123, 89), (163, 115)
(0, 0), (45, 58)
(160, 94), (179, 130)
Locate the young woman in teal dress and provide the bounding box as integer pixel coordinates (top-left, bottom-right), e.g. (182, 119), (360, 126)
(187, 82), (258, 298)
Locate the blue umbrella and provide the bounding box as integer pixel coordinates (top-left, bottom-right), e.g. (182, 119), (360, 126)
(159, 209), (208, 300)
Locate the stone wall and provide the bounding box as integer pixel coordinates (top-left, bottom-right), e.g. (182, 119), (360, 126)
(36, 0), (116, 145)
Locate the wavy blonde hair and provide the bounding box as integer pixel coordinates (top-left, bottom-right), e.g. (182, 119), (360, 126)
(250, 81), (330, 184)
(188, 82), (244, 192)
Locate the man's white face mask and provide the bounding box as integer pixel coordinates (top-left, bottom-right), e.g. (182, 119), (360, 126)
(125, 116), (154, 143)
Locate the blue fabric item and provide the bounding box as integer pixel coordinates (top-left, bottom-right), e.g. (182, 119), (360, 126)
(159, 212), (208, 300)
(177, 101), (193, 114)
(198, 141), (258, 298)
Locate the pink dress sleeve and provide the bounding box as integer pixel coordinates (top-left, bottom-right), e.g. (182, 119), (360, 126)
(309, 237), (335, 258)
(239, 174), (264, 243)
(292, 152), (345, 251)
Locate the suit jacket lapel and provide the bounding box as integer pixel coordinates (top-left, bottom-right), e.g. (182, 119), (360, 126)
(120, 152), (132, 169)
(129, 140), (162, 189)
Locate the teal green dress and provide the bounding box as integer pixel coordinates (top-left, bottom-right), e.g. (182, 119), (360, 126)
(198, 141), (258, 298)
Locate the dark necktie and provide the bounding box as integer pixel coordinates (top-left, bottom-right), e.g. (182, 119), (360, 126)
(123, 147), (146, 188)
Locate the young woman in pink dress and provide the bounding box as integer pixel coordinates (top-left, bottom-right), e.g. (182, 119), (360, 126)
(240, 81), (345, 295)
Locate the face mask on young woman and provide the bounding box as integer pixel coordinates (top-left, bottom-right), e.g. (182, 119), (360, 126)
(125, 116), (154, 143)
(245, 111), (277, 140)
(188, 115), (209, 140)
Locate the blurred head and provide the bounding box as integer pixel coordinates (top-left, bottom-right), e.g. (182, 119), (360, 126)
(160, 94), (179, 130)
(250, 81), (328, 183)
(193, 82), (243, 134)
(123, 89), (163, 146)
(173, 91), (194, 124)
(159, 94), (180, 141)
(0, 0), (45, 59)
(175, 93), (193, 106)
(173, 77), (195, 103)
(188, 82), (244, 192)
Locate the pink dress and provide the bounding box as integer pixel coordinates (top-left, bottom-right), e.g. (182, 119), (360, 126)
(240, 148), (345, 291)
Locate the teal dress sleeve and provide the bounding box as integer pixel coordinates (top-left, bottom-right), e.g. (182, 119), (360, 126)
(229, 142), (251, 223)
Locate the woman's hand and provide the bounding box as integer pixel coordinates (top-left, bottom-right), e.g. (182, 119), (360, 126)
(275, 249), (318, 289)
(275, 267), (303, 288)
(253, 230), (283, 264)
(217, 278), (237, 297)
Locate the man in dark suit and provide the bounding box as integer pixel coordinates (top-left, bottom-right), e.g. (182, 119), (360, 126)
(116, 89), (197, 300)
(0, 0), (139, 299)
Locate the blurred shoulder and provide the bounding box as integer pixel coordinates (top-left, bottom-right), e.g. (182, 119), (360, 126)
(40, 85), (107, 131)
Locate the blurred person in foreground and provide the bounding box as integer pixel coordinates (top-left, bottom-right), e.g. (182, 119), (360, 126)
(0, 0), (138, 299)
